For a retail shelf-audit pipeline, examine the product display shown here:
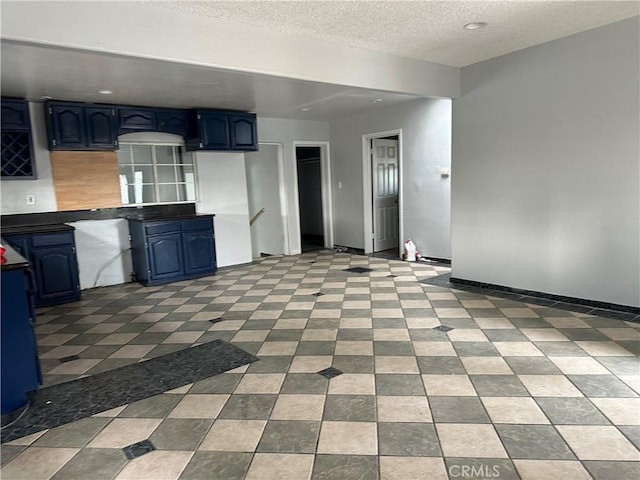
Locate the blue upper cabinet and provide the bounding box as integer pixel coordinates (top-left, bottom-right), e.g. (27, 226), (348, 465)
(229, 114), (258, 151)
(1, 98), (37, 180)
(186, 109), (257, 151)
(157, 109), (189, 137)
(1, 99), (30, 131)
(46, 101), (117, 150)
(118, 108), (157, 133)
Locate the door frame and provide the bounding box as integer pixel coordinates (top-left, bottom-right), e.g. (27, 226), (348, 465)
(362, 129), (403, 254)
(246, 142), (290, 256)
(292, 141), (334, 251)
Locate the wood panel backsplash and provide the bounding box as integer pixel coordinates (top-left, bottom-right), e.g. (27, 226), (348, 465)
(50, 151), (122, 211)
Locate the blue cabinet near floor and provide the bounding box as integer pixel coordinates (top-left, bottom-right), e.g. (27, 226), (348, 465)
(128, 216), (216, 286)
(1, 247), (42, 414)
(3, 229), (81, 307)
(46, 101), (118, 150)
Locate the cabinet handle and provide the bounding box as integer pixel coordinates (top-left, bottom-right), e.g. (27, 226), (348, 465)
(199, 142), (203, 149)
(48, 107), (52, 115)
(52, 139), (57, 146)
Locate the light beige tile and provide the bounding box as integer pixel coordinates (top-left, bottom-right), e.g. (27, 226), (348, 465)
(334, 341), (374, 356)
(109, 344), (155, 359)
(246, 453), (314, 480)
(413, 342), (456, 356)
(263, 295), (292, 303)
(285, 302), (315, 310)
(375, 356), (419, 374)
(39, 345), (88, 359)
(168, 394), (229, 419)
(301, 329), (338, 341)
(166, 384), (192, 394)
(372, 308), (404, 318)
(518, 375), (583, 397)
(618, 375), (640, 394)
(598, 328), (640, 341)
(574, 341), (634, 357)
(317, 421), (377, 455)
(47, 358), (102, 375)
(548, 357), (610, 375)
(372, 293), (399, 301)
(460, 300), (495, 309)
(38, 333), (78, 346)
(328, 374), (375, 395)
(234, 374), (286, 394)
(482, 397), (549, 424)
(461, 357), (513, 375)
(436, 424), (507, 458)
(208, 320), (246, 331)
(288, 356), (333, 373)
(5, 430), (47, 446)
(1, 446), (79, 479)
(377, 396), (431, 422)
(199, 419), (266, 451)
(435, 308), (470, 318)
(228, 302), (260, 311)
(160, 297), (190, 305)
(373, 329), (411, 341)
(339, 318), (372, 329)
(520, 329), (569, 342)
(493, 342), (544, 357)
(500, 308), (539, 318)
(273, 319), (308, 329)
(400, 299), (433, 309)
(405, 318), (440, 329)
(250, 310), (283, 320)
(342, 300), (372, 309)
(162, 332), (203, 344)
(271, 394), (326, 420)
(379, 456), (448, 480)
(115, 450), (193, 480)
(557, 426), (640, 460)
(119, 305), (153, 314)
(88, 418), (161, 448)
(447, 329), (488, 342)
(310, 309), (341, 318)
(86, 323), (124, 334)
(427, 293), (457, 300)
(316, 294), (344, 303)
(474, 318), (515, 329)
(257, 342), (299, 356)
(545, 318), (590, 329)
(591, 398), (640, 425)
(92, 405), (127, 418)
(514, 460), (592, 480)
(422, 375), (477, 396)
(231, 330), (270, 342)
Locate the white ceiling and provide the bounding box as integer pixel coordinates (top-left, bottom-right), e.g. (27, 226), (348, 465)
(1, 1), (638, 121)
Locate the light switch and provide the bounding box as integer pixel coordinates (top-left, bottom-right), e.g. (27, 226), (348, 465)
(26, 194), (36, 205)
(338, 181), (343, 189)
(440, 168), (450, 177)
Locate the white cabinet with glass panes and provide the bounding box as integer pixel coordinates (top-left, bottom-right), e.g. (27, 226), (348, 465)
(117, 143), (197, 205)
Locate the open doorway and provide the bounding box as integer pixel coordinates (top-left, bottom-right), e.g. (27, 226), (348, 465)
(296, 146), (324, 252)
(362, 130), (403, 258)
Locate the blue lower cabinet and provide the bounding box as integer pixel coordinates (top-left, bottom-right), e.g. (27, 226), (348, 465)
(128, 216), (216, 286)
(3, 229), (81, 307)
(1, 268), (40, 414)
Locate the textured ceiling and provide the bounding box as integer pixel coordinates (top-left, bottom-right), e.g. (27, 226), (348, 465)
(150, 0), (640, 67)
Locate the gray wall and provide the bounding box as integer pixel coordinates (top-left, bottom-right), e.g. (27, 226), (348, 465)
(452, 17), (640, 307)
(330, 98), (452, 257)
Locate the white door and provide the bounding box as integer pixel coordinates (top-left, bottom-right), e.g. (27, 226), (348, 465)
(245, 144), (285, 258)
(372, 138), (399, 252)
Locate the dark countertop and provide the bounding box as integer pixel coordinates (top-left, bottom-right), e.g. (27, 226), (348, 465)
(1, 223), (75, 236)
(126, 213), (215, 222)
(1, 243), (29, 271)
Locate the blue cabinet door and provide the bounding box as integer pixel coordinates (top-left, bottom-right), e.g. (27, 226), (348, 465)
(31, 245), (80, 305)
(157, 109), (189, 137)
(1, 99), (30, 131)
(118, 108), (157, 133)
(199, 112), (229, 149)
(148, 233), (184, 281)
(85, 107), (117, 148)
(183, 230), (216, 276)
(48, 104), (86, 149)
(229, 114), (258, 151)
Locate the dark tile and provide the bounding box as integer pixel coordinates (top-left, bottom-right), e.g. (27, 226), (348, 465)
(149, 418), (213, 450)
(583, 461), (640, 480)
(558, 329), (610, 341)
(429, 397), (490, 423)
(318, 367), (343, 379)
(176, 321), (212, 332)
(257, 420), (320, 453)
(409, 329), (449, 341)
(180, 452), (252, 480)
(145, 344), (188, 359)
(504, 357), (562, 375)
(127, 332), (172, 345)
(372, 318), (406, 328)
(312, 455), (378, 480)
(33, 417), (110, 448)
(373, 341), (414, 356)
(296, 341), (336, 355)
(470, 375), (529, 397)
(444, 458), (519, 480)
(122, 439), (155, 460)
(189, 374), (243, 394)
(510, 318), (552, 329)
(266, 329), (304, 341)
(0, 445), (25, 466)
(64, 334), (110, 346)
(534, 342), (589, 357)
(581, 317), (630, 328)
(619, 426), (640, 450)
(281, 374), (328, 394)
(332, 356), (375, 374)
(323, 395), (376, 422)
(218, 394), (277, 420)
(483, 330), (529, 342)
(594, 357), (640, 376)
(453, 342), (500, 357)
(615, 341), (640, 356)
(375, 374), (425, 396)
(378, 422), (442, 456)
(118, 393), (182, 418)
(417, 356), (466, 374)
(568, 375), (637, 397)
(337, 329), (373, 341)
(114, 323), (150, 333)
(247, 356), (292, 373)
(50, 448), (128, 480)
(495, 425), (575, 460)
(467, 308), (506, 318)
(535, 398), (610, 425)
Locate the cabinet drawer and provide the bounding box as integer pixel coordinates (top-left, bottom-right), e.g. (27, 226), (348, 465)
(182, 218), (213, 232)
(31, 232), (74, 247)
(144, 222), (181, 236)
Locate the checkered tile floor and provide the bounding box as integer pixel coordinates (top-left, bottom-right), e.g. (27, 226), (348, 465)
(2, 251), (639, 479)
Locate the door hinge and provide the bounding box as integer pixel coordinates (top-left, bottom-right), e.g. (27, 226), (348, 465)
(48, 107), (52, 115)
(72, 246), (76, 253)
(52, 139), (57, 146)
(199, 142), (203, 149)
